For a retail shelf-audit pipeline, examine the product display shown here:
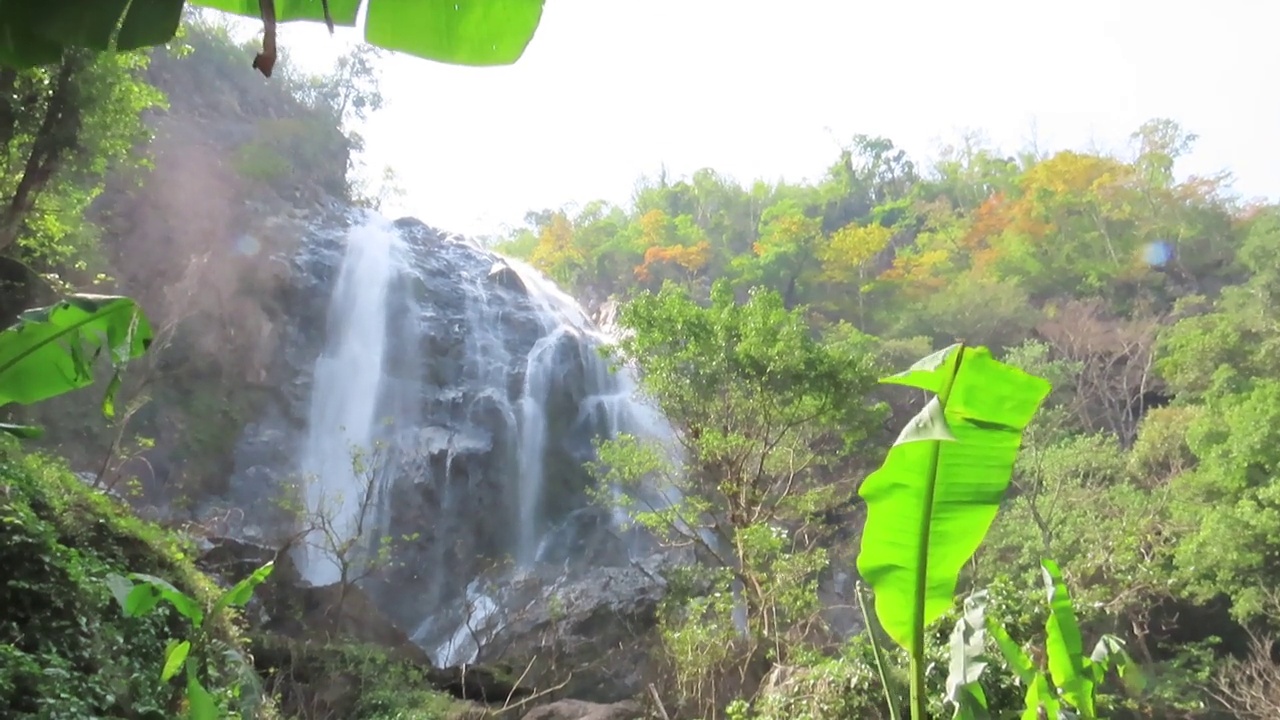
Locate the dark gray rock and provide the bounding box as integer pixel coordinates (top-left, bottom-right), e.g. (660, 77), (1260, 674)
(521, 699), (644, 720)
(217, 209), (665, 666)
(465, 554), (679, 704)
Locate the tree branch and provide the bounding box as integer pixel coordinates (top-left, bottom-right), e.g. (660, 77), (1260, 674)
(253, 0), (278, 78)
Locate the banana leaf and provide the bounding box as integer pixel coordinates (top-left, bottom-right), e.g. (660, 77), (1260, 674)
(946, 590), (991, 719)
(195, 0), (545, 66)
(1042, 559), (1095, 717)
(1, 0), (543, 70)
(857, 343), (1051, 651)
(0, 295), (153, 433)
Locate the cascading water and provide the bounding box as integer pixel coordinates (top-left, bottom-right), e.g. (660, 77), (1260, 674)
(294, 214), (402, 586)
(232, 212), (678, 665)
(423, 256), (680, 665)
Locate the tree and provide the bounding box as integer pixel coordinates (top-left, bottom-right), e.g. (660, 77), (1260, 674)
(736, 197), (824, 308)
(527, 211), (585, 286)
(0, 48), (162, 261)
(296, 441), (418, 620)
(634, 211), (711, 292)
(0, 0), (545, 71)
(589, 280), (884, 714)
(817, 220), (892, 321)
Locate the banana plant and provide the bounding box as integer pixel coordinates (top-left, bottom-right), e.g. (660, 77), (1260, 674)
(957, 560), (1145, 720)
(0, 294), (152, 438)
(107, 561), (276, 719)
(857, 343), (1052, 720)
(0, 0), (545, 70)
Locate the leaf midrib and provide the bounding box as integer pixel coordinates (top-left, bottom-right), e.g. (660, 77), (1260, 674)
(913, 344), (966, 651)
(0, 299), (131, 383)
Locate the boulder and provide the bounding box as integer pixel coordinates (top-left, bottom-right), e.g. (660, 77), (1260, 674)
(195, 535), (428, 664)
(477, 555), (675, 704)
(521, 699), (644, 720)
(426, 663), (535, 704)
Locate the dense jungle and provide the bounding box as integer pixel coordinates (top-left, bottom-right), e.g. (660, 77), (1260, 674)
(1, 4), (1278, 720)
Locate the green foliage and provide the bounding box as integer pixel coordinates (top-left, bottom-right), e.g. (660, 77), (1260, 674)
(105, 561), (274, 719)
(857, 343), (1050, 719)
(0, 47), (164, 265)
(0, 295), (152, 437)
(0, 442), (266, 718)
(0, 0), (543, 69)
(495, 118), (1274, 719)
(974, 562), (1145, 720)
(593, 280), (883, 714)
(255, 637), (462, 720)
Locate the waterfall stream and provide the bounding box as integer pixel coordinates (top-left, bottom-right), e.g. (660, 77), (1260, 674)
(258, 212), (677, 660)
(295, 214), (402, 586)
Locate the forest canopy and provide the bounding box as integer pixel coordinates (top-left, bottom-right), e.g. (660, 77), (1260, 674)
(499, 121), (1280, 716)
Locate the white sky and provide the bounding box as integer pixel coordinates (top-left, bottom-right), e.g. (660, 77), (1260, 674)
(252, 0), (1280, 238)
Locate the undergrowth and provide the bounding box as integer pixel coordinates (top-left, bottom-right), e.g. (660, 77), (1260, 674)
(0, 438), (271, 719)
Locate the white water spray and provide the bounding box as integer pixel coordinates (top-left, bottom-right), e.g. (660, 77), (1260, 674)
(296, 215), (401, 586)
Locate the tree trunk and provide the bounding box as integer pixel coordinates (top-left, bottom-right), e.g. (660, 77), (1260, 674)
(0, 52), (85, 256)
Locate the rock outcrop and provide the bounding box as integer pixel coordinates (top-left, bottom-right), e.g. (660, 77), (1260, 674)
(521, 699), (645, 720)
(200, 211), (674, 673)
(447, 553), (680, 704)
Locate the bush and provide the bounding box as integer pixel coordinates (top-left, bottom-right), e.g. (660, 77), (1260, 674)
(0, 440), (270, 718)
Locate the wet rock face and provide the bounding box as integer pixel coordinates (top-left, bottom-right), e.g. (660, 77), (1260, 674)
(218, 211), (656, 661)
(420, 552), (687, 704)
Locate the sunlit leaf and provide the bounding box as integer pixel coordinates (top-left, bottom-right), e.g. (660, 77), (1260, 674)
(365, 0), (545, 66)
(857, 344), (1051, 650)
(1042, 559), (1095, 717)
(2, 0), (542, 69)
(162, 639), (190, 682)
(192, 0), (360, 26)
(0, 295), (153, 415)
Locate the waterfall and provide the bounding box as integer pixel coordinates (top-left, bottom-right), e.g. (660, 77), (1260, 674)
(503, 258), (677, 564)
(295, 214), (402, 586)
(233, 212), (679, 660)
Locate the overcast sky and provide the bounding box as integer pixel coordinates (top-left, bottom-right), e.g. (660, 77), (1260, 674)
(254, 0), (1280, 238)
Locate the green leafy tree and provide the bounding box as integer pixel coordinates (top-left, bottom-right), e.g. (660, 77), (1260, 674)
(590, 280), (884, 715)
(0, 48), (163, 263)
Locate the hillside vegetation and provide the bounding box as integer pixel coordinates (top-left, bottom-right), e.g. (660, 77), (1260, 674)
(0, 14), (466, 720)
(500, 125), (1280, 718)
(1, 5), (1277, 716)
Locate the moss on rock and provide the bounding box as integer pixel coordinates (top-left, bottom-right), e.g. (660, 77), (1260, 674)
(252, 635), (469, 720)
(0, 438), (469, 720)
(0, 440), (268, 719)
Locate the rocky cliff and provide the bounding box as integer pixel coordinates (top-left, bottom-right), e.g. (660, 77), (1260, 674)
(189, 209), (674, 688)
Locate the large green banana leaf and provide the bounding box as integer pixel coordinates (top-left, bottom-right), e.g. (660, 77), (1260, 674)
(0, 0), (544, 69)
(0, 294), (153, 436)
(857, 344), (1051, 651)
